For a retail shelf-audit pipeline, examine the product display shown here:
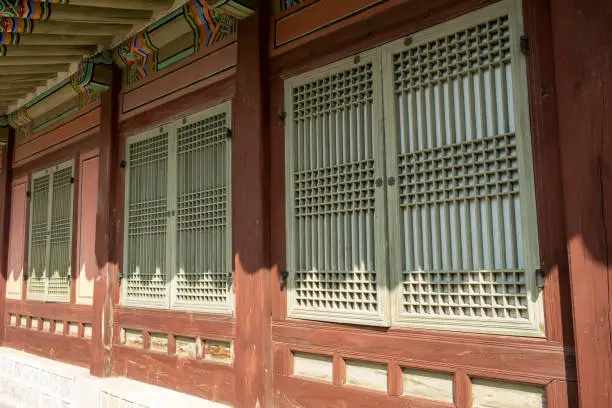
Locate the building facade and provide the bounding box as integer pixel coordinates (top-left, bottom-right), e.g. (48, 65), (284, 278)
(0, 0), (610, 407)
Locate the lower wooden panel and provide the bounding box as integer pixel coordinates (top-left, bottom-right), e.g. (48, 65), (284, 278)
(273, 321), (574, 384)
(275, 375), (453, 408)
(5, 300), (92, 324)
(5, 326), (91, 368)
(114, 307), (235, 340)
(112, 346), (235, 406)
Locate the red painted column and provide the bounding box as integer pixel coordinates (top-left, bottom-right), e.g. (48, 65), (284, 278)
(0, 126), (14, 346)
(91, 66), (122, 377)
(550, 0), (612, 406)
(232, 1), (273, 407)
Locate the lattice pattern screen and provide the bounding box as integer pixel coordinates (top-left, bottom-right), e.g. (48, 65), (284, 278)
(125, 133), (170, 305)
(390, 15), (531, 322)
(175, 112), (230, 311)
(47, 167), (73, 301)
(287, 59), (384, 323)
(27, 175), (50, 301)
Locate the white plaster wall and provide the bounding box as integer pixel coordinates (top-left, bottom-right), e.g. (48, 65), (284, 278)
(0, 348), (230, 408)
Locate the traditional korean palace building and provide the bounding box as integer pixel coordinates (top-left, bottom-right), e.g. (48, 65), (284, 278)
(0, 0), (609, 407)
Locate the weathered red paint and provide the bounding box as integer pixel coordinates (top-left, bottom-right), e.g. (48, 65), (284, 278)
(550, 0), (612, 405)
(76, 150), (100, 305)
(5, 176), (27, 302)
(233, 1), (273, 407)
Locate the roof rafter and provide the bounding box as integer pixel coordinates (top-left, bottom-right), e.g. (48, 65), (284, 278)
(0, 55), (81, 65)
(1, 44), (97, 56)
(0, 0), (180, 112)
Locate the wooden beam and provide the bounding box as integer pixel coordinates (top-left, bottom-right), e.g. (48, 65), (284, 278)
(69, 0), (173, 10)
(0, 87), (36, 94)
(0, 102), (21, 108)
(0, 95), (30, 102)
(24, 20), (132, 37)
(0, 84), (45, 92)
(0, 75), (55, 84)
(233, 1), (272, 407)
(90, 65), (121, 378)
(0, 56), (81, 66)
(550, 0), (612, 406)
(19, 34), (113, 46)
(1, 45), (97, 57)
(0, 127), (14, 347)
(0, 64), (70, 75)
(0, 4), (152, 24)
(44, 4), (153, 25)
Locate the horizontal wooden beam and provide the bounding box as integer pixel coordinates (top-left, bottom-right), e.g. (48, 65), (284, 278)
(0, 95), (29, 102)
(69, 0), (174, 10)
(0, 45), (97, 57)
(0, 56), (81, 66)
(0, 81), (46, 90)
(0, 86), (38, 94)
(19, 34), (113, 46)
(0, 74), (55, 84)
(0, 4), (152, 24)
(0, 64), (70, 75)
(25, 20), (133, 37)
(49, 4), (153, 25)
(0, 90), (30, 97)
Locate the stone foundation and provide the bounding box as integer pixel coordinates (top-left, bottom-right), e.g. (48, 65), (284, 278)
(0, 348), (229, 408)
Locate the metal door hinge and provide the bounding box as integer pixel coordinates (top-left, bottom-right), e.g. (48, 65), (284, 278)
(227, 271), (234, 287)
(520, 35), (530, 55)
(118, 270), (124, 281)
(120, 160), (127, 169)
(278, 111), (287, 122)
(26, 190), (31, 198)
(279, 270), (289, 291)
(226, 127), (232, 138)
(536, 268), (547, 290)
(70, 177), (75, 184)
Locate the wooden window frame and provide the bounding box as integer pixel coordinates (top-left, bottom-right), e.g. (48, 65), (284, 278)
(26, 160), (75, 303)
(381, 0), (544, 337)
(283, 0), (544, 337)
(284, 49), (391, 327)
(121, 101), (233, 314)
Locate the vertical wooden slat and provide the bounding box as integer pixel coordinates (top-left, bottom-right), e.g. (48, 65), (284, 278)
(91, 64), (121, 378)
(454, 370), (472, 408)
(546, 380), (578, 408)
(0, 127), (14, 344)
(167, 333), (176, 356)
(550, 0), (612, 405)
(387, 362), (402, 397)
(142, 331), (151, 351)
(333, 354), (346, 387)
(521, 0), (574, 346)
(70, 154), (80, 304)
(233, 1), (272, 406)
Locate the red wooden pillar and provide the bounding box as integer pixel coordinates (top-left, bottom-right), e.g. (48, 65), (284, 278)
(550, 0), (612, 406)
(232, 1), (273, 407)
(0, 126), (14, 346)
(91, 66), (122, 377)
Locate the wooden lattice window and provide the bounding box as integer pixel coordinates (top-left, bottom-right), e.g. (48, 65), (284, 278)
(122, 102), (232, 313)
(27, 161), (74, 302)
(284, 50), (391, 327)
(284, 0), (544, 336)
